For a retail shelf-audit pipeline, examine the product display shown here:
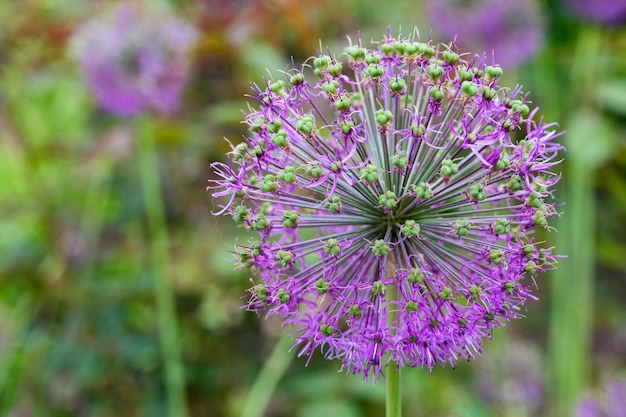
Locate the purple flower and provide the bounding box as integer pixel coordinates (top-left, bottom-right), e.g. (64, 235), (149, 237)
(568, 0), (626, 25)
(209, 29), (563, 381)
(71, 3), (197, 117)
(424, 0), (544, 69)
(476, 341), (545, 412)
(576, 378), (626, 417)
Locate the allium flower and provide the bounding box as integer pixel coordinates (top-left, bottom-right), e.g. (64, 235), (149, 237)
(424, 0), (544, 69)
(476, 341), (544, 412)
(576, 378), (626, 417)
(72, 3), (197, 117)
(568, 0), (626, 25)
(209, 29), (563, 380)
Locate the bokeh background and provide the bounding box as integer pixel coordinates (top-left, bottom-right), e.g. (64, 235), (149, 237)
(0, 0), (625, 416)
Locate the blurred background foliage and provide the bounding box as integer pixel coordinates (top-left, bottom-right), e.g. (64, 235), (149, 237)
(0, 0), (624, 416)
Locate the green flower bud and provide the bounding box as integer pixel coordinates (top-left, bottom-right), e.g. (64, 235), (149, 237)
(401, 220), (421, 237)
(375, 109), (393, 126)
(507, 175), (525, 192)
(485, 65), (503, 79)
(371, 239), (390, 256)
(277, 165), (297, 184)
(320, 324), (337, 336)
(443, 50), (459, 65)
(372, 280), (386, 295)
(296, 115), (314, 135)
(335, 95), (352, 111)
(468, 183), (486, 201)
(492, 218), (511, 235)
(344, 46), (366, 61)
(233, 205), (250, 223)
(378, 190), (397, 209)
(289, 72), (304, 85)
(277, 288), (290, 304)
(316, 279), (331, 294)
(381, 42), (396, 56)
(438, 286), (453, 300)
(339, 120), (354, 134)
(391, 152), (409, 169)
(407, 268), (424, 284)
(405, 300), (419, 313)
(324, 195), (342, 213)
(267, 120), (282, 133)
(313, 55), (330, 69)
(359, 164), (379, 183)
(260, 174), (278, 193)
(276, 250), (294, 267)
(270, 80), (286, 95)
(366, 63), (384, 78)
(441, 159), (459, 179)
(525, 192), (543, 209)
(427, 63), (444, 80)
(252, 284), (267, 304)
(411, 123), (426, 137)
(271, 130), (289, 149)
(454, 219), (471, 237)
(469, 285), (483, 302)
(282, 210), (300, 228)
(323, 238), (341, 256)
(348, 304), (362, 317)
(252, 214), (270, 230)
(482, 86), (497, 100)
(389, 77), (407, 94)
(489, 249), (504, 265)
(327, 62), (343, 77)
(414, 181), (433, 199)
(461, 81), (478, 97)
(305, 163), (324, 179)
(429, 86), (444, 101)
(365, 52), (381, 64)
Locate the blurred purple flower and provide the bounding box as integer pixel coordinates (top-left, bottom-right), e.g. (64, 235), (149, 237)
(568, 0), (626, 25)
(72, 3), (197, 117)
(424, 0), (544, 69)
(576, 378), (626, 417)
(477, 341), (545, 412)
(209, 28), (563, 381)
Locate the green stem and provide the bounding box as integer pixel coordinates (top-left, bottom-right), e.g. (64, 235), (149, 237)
(548, 24), (603, 417)
(386, 256), (401, 417)
(137, 118), (188, 417)
(240, 332), (294, 417)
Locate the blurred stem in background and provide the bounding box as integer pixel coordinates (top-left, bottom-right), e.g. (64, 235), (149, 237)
(137, 118), (189, 417)
(549, 24), (606, 417)
(240, 333), (294, 417)
(0, 295), (38, 414)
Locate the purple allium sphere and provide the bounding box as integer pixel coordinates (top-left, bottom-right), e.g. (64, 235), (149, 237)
(568, 0), (626, 25)
(424, 0), (544, 69)
(576, 378), (626, 417)
(209, 29), (563, 381)
(71, 3), (197, 117)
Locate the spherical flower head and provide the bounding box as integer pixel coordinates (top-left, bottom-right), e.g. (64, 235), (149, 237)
(476, 341), (544, 411)
(209, 28), (564, 381)
(71, 3), (197, 117)
(568, 0), (626, 25)
(424, 0), (544, 69)
(575, 378), (626, 417)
